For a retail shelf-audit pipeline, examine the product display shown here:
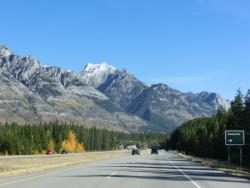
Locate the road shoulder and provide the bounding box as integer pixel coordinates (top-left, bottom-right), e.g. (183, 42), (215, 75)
(178, 152), (250, 180)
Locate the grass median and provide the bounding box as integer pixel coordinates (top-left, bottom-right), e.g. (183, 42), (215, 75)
(0, 150), (130, 177)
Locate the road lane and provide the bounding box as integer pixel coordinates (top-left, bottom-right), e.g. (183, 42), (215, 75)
(0, 151), (249, 188)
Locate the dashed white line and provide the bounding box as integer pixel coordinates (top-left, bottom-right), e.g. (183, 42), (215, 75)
(169, 161), (202, 188)
(107, 172), (117, 178)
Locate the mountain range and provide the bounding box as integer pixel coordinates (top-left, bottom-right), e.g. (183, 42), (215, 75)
(0, 44), (230, 132)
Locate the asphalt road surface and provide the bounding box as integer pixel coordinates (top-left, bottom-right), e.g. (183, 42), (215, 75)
(0, 151), (249, 188)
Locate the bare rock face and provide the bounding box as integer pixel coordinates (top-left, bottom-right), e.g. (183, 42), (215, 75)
(195, 91), (230, 110)
(0, 44), (230, 132)
(0, 45), (152, 132)
(127, 84), (216, 131)
(97, 70), (147, 109)
(0, 45), (12, 57)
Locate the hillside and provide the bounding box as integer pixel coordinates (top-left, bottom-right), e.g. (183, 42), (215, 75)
(0, 44), (230, 132)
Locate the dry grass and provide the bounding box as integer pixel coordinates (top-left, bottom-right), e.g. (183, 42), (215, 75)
(0, 150), (129, 177)
(179, 153), (250, 180)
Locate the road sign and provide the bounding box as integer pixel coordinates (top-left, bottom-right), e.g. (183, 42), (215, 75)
(225, 130), (245, 146)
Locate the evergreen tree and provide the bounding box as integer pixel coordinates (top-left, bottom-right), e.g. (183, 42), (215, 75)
(228, 89), (245, 129)
(244, 90), (250, 131)
(169, 89), (250, 167)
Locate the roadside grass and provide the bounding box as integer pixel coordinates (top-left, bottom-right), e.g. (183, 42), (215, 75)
(0, 150), (130, 177)
(179, 153), (250, 180)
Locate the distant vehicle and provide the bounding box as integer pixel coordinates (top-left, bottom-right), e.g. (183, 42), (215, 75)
(46, 150), (54, 155)
(151, 147), (158, 154)
(132, 148), (140, 155)
(61, 150), (68, 154)
(126, 144), (138, 150)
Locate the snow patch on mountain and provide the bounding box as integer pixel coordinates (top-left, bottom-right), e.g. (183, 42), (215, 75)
(80, 62), (117, 88)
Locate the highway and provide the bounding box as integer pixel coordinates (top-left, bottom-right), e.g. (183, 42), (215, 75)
(0, 151), (249, 188)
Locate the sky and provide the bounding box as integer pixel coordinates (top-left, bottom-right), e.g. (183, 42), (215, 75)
(0, 0), (249, 100)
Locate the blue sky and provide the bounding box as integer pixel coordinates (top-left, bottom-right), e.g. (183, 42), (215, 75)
(1, 0), (249, 100)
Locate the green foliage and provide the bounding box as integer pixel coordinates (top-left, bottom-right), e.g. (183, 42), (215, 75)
(0, 122), (166, 155)
(170, 89), (250, 167)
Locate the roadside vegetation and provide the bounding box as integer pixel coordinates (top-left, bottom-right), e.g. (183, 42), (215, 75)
(170, 89), (250, 168)
(0, 122), (167, 155)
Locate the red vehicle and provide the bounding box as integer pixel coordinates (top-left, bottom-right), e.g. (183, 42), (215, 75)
(46, 150), (54, 155)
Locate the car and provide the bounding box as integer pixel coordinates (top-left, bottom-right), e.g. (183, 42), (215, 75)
(46, 150), (54, 155)
(151, 147), (158, 154)
(132, 148), (140, 155)
(61, 150), (68, 154)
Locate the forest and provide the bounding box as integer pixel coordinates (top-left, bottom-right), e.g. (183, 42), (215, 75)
(170, 90), (250, 167)
(0, 122), (167, 155)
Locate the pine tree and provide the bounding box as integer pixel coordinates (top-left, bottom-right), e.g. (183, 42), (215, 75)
(228, 89), (245, 129)
(244, 90), (250, 131)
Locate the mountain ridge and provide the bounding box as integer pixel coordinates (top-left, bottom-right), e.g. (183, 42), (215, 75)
(0, 44), (230, 132)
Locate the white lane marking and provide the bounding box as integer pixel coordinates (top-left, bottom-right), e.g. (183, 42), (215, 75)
(107, 172), (117, 178)
(122, 163), (129, 169)
(169, 161), (202, 188)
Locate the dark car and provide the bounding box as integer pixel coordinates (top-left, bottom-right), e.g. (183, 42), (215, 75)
(46, 150), (54, 155)
(132, 148), (140, 155)
(61, 150), (68, 154)
(151, 147), (158, 154)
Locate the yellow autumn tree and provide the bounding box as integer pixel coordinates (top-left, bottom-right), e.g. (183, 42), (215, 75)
(61, 131), (85, 153)
(75, 142), (85, 153)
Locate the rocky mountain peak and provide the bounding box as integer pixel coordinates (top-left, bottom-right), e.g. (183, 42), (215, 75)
(152, 83), (169, 89)
(81, 62), (118, 88)
(83, 62), (117, 73)
(0, 45), (12, 57)
(151, 83), (181, 95)
(196, 91), (230, 110)
(21, 56), (41, 68)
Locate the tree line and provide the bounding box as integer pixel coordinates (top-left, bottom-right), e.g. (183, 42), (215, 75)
(170, 90), (250, 167)
(0, 122), (167, 155)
